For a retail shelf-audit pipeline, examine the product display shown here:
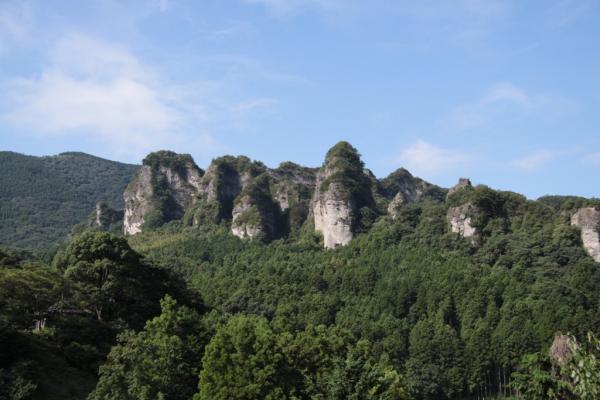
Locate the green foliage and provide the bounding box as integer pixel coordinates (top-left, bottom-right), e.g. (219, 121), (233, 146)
(89, 296), (207, 400)
(511, 353), (562, 399)
(0, 360), (38, 400)
(54, 231), (196, 329)
(1, 230), (203, 400)
(325, 340), (408, 400)
(0, 331), (97, 400)
(197, 314), (290, 400)
(142, 150), (201, 179)
(4, 153), (600, 400)
(537, 195), (600, 212)
(0, 264), (64, 330)
(510, 332), (600, 400)
(197, 315), (408, 400)
(319, 142), (369, 201)
(562, 333), (600, 399)
(405, 317), (465, 399)
(184, 198), (222, 226)
(0, 151), (137, 255)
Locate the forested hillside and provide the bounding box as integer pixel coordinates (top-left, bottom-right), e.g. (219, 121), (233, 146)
(0, 151), (138, 256)
(2, 145), (600, 399)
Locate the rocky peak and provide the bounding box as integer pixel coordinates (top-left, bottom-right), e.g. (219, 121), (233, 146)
(189, 156), (266, 226)
(571, 207), (600, 262)
(312, 141), (375, 248)
(448, 178), (472, 198)
(123, 151), (203, 235)
(380, 168), (445, 218)
(269, 162), (317, 212)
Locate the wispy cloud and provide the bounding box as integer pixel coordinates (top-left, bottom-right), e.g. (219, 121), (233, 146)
(583, 152), (600, 166)
(245, 0), (509, 19)
(510, 149), (557, 172)
(0, 31), (300, 162)
(0, 34), (220, 160)
(243, 0), (344, 16)
(396, 139), (471, 178)
(232, 98), (278, 116)
(205, 54), (311, 85)
(447, 82), (574, 131)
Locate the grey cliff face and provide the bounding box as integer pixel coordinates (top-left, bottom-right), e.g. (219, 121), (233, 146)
(190, 157), (266, 227)
(311, 142), (373, 249)
(123, 154), (203, 235)
(381, 168), (443, 218)
(571, 207), (600, 262)
(387, 192), (407, 219)
(229, 173), (280, 240)
(269, 163), (317, 227)
(313, 181), (355, 248)
(231, 194), (276, 240)
(159, 164), (203, 209)
(201, 163), (242, 203)
(231, 195), (262, 239)
(123, 165), (154, 235)
(447, 203), (477, 238)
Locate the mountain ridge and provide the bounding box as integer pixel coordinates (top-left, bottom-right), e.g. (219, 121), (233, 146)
(2, 145), (599, 256)
(0, 151), (138, 256)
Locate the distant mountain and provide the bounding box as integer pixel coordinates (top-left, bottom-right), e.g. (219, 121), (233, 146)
(0, 151), (138, 255)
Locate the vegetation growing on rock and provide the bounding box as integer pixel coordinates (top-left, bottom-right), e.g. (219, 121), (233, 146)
(3, 143), (600, 400)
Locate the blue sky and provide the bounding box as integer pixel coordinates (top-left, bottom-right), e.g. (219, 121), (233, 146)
(0, 0), (599, 198)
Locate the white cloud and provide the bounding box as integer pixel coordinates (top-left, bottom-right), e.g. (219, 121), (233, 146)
(583, 152), (600, 166)
(0, 33), (296, 162)
(483, 83), (531, 107)
(232, 98), (278, 116)
(447, 82), (573, 131)
(510, 149), (556, 171)
(0, 34), (217, 161)
(397, 140), (470, 176)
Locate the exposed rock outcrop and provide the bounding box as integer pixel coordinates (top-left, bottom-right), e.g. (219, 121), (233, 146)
(312, 142), (375, 248)
(90, 202), (123, 230)
(447, 203), (477, 238)
(447, 178), (472, 198)
(269, 162), (317, 235)
(123, 166), (153, 235)
(387, 192), (408, 219)
(123, 151), (203, 235)
(379, 168), (445, 218)
(230, 175), (279, 240)
(571, 207), (600, 262)
(549, 332), (572, 367)
(269, 162), (317, 212)
(313, 182), (355, 248)
(189, 156), (265, 226)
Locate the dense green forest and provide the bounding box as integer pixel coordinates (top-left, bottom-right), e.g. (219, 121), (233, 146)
(2, 179), (600, 399)
(0, 151), (137, 257)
